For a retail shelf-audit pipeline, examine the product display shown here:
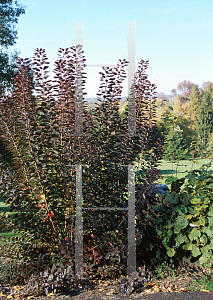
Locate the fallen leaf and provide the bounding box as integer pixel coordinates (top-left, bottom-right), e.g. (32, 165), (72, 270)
(179, 287), (188, 292)
(106, 289), (116, 295)
(144, 289), (151, 294)
(13, 286), (26, 290)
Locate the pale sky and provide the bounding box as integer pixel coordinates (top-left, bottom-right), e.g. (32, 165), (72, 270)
(9, 0), (213, 98)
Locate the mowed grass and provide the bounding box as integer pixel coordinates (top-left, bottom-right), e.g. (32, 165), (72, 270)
(0, 158), (213, 243)
(135, 158), (213, 186)
(0, 193), (24, 246)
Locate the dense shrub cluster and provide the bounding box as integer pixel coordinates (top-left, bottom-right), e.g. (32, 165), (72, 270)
(0, 45), (165, 295)
(0, 44), (212, 296)
(139, 160), (213, 268)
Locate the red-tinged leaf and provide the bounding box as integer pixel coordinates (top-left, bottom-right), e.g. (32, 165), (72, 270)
(38, 194), (41, 201)
(65, 237), (69, 241)
(37, 204), (43, 208)
(43, 218), (46, 222)
(48, 211), (54, 218)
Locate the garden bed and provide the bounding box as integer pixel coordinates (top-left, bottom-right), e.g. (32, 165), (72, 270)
(0, 252), (212, 299)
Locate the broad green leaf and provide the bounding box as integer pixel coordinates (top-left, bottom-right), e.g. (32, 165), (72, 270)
(186, 214), (193, 220)
(180, 192), (190, 202)
(205, 228), (213, 238)
(182, 243), (192, 250)
(152, 204), (166, 212)
(204, 261), (212, 268)
(168, 193), (180, 205)
(204, 245), (211, 252)
(188, 228), (201, 241)
(208, 217), (213, 226)
(204, 198), (210, 205)
(192, 247), (201, 257)
(162, 236), (170, 246)
(177, 206), (188, 214)
(200, 234), (208, 244)
(190, 197), (201, 204)
(201, 245), (211, 254)
(209, 241), (213, 250)
(208, 206), (213, 216)
(167, 228), (173, 238)
(155, 227), (163, 236)
(154, 217), (163, 225)
(194, 205), (202, 211)
(166, 247), (175, 257)
(183, 235), (189, 243)
(182, 149), (188, 155)
(188, 177), (198, 185)
(165, 176), (176, 185)
(195, 216), (205, 226)
(188, 207), (196, 214)
(203, 205), (209, 210)
(208, 205), (213, 213)
(175, 233), (185, 247)
(199, 255), (209, 265)
(174, 215), (188, 233)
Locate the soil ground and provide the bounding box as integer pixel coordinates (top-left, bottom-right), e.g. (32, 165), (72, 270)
(0, 254), (212, 300)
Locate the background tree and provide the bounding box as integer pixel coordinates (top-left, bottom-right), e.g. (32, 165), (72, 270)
(201, 81), (213, 92)
(0, 0), (25, 92)
(156, 106), (192, 148)
(196, 83), (213, 156)
(176, 80), (194, 104)
(185, 84), (201, 144)
(173, 94), (183, 114)
(171, 88), (177, 96)
(206, 132), (213, 157)
(162, 125), (187, 162)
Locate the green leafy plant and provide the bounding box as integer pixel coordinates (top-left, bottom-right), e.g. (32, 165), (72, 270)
(152, 159), (213, 268)
(153, 261), (176, 280)
(0, 46), (164, 295)
(186, 273), (213, 292)
(163, 124), (188, 162)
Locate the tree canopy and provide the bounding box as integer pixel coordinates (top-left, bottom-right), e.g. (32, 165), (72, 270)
(0, 0), (25, 91)
(196, 83), (213, 153)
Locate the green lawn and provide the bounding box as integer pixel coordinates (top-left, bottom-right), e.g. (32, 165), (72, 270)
(134, 158), (213, 186)
(0, 194), (24, 245)
(1, 158), (213, 242)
